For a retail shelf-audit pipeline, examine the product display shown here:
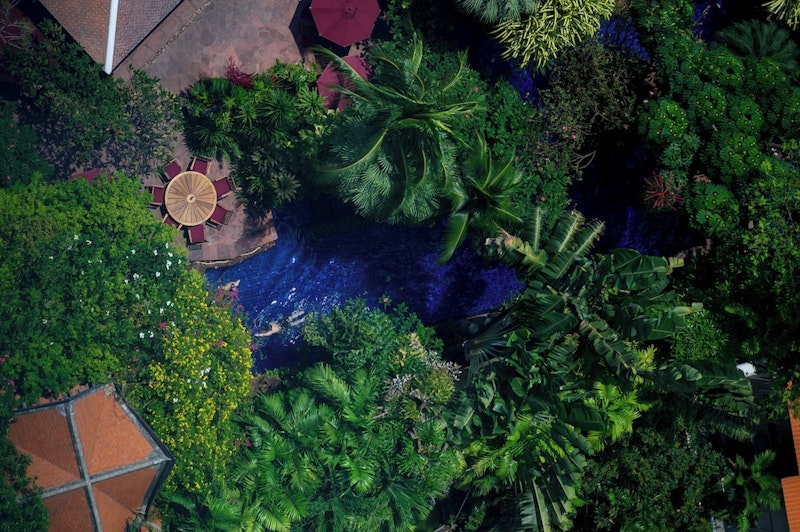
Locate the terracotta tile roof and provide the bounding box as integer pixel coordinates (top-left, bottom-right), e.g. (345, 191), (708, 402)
(783, 405), (800, 531)
(8, 384), (173, 532)
(38, 0), (182, 70)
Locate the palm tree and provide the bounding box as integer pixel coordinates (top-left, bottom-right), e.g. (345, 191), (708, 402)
(719, 451), (783, 530)
(439, 134), (523, 262)
(715, 19), (800, 73)
(314, 32), (482, 224)
(452, 0), (539, 23)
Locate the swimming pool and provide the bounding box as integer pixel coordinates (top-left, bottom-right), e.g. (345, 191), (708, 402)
(205, 202), (523, 369)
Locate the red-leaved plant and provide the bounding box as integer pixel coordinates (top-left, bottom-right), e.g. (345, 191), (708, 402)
(643, 171), (684, 211)
(225, 57), (254, 89)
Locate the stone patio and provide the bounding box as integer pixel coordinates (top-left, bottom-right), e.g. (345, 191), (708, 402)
(118, 0), (309, 264)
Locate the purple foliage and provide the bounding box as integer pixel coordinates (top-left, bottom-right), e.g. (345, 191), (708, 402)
(692, 0), (729, 40)
(598, 16), (651, 62)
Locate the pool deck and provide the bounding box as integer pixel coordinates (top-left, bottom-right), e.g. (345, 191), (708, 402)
(118, 0), (312, 264)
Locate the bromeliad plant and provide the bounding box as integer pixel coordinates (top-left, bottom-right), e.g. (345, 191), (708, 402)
(643, 170), (684, 211)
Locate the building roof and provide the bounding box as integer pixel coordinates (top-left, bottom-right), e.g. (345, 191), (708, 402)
(8, 384), (173, 532)
(783, 405), (800, 531)
(38, 0), (182, 72)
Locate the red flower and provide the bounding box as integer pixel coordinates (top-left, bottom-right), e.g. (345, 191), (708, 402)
(159, 322), (168, 329)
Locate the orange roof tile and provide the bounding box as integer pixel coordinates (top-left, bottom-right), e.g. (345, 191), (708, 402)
(9, 384), (173, 531)
(783, 404), (800, 531)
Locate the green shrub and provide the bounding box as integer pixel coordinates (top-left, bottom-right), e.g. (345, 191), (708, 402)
(641, 98), (689, 146)
(702, 47), (744, 89)
(686, 181), (739, 238)
(687, 83), (727, 130)
(0, 102), (53, 187)
(704, 131), (763, 185)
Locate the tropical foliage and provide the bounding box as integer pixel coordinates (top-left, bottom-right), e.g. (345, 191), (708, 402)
(492, 0), (616, 70)
(451, 208), (756, 530)
(122, 271), (253, 496)
(166, 301), (462, 530)
(182, 62), (327, 212)
(453, 0), (540, 24)
(314, 33), (481, 224)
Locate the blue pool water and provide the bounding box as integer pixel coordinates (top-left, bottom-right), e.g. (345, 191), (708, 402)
(205, 202), (523, 370)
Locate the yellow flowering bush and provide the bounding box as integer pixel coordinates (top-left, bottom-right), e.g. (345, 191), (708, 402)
(124, 270), (252, 495)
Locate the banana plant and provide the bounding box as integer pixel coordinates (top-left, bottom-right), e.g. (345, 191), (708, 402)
(456, 207), (752, 531)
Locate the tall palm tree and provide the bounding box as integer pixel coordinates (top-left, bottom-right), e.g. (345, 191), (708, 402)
(314, 32), (482, 224)
(439, 134), (523, 262)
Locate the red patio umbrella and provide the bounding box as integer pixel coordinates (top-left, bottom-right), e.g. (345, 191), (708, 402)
(317, 55), (370, 110)
(310, 0), (381, 48)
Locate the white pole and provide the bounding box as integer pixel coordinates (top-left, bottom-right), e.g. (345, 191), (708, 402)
(104, 0), (119, 74)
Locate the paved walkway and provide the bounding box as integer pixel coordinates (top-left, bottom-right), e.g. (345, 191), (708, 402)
(119, 0), (311, 264)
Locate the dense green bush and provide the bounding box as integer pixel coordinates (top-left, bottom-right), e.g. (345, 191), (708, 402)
(5, 20), (178, 176)
(182, 62), (328, 212)
(0, 175), (181, 401)
(0, 101), (53, 187)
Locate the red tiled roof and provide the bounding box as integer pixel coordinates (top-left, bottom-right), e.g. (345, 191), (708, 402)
(784, 404), (800, 531)
(38, 0), (182, 70)
(8, 384), (173, 532)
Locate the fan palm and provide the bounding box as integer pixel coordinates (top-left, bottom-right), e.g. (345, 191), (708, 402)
(314, 32), (482, 224)
(439, 133), (523, 262)
(715, 19), (800, 73)
(453, 0), (540, 23)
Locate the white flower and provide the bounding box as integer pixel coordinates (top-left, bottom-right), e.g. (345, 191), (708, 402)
(149, 331), (154, 338)
(130, 249), (136, 254)
(166, 300), (172, 307)
(172, 397), (178, 403)
(139, 332), (145, 339)
(48, 256), (53, 260)
(73, 234), (79, 240)
(124, 279), (129, 284)
(165, 260), (172, 270)
(165, 242), (169, 249)
(86, 240), (92, 245)
(42, 319), (48, 324)
(159, 308), (164, 314)
(135, 293), (140, 300)
(155, 271), (161, 278)
(168, 252), (173, 258)
(153, 249), (158, 256)
(133, 273), (140, 280)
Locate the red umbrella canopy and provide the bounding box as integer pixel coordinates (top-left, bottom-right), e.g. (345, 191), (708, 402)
(310, 0), (381, 48)
(317, 55), (370, 110)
